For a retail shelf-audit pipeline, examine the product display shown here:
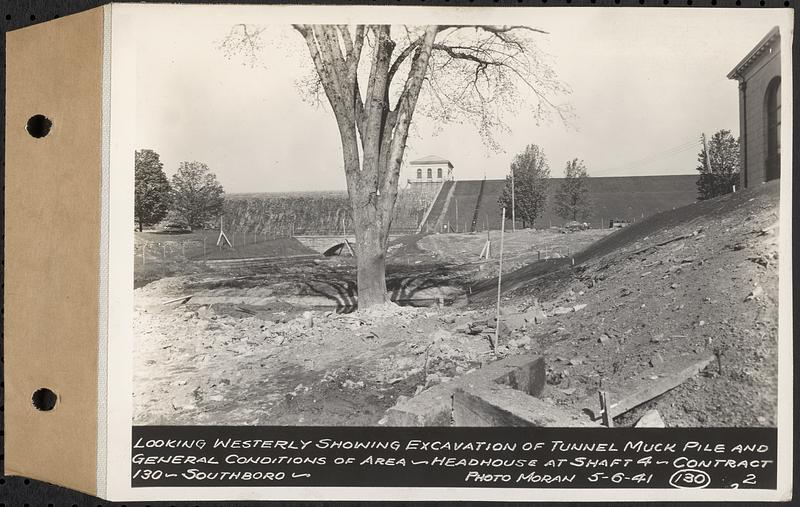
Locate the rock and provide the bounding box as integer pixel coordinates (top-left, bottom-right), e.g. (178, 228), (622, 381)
(342, 379), (365, 389)
(560, 388), (576, 395)
(745, 286), (764, 301)
(467, 321), (487, 334)
(182, 311), (196, 320)
(516, 336), (532, 347)
(273, 335), (286, 346)
(635, 409), (666, 428)
(650, 333), (664, 343)
(598, 334), (610, 344)
(649, 354), (664, 367)
(568, 358), (583, 366)
(208, 395), (224, 402)
(670, 283), (678, 289)
(573, 303), (587, 312)
(432, 329), (452, 342)
(553, 306), (572, 316)
(301, 311), (314, 328)
(441, 315), (456, 324)
(507, 336), (531, 349)
(425, 373), (441, 386)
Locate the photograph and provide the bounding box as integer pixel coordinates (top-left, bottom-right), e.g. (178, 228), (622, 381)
(128, 7), (788, 431)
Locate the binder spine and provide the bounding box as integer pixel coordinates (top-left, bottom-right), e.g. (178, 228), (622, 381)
(4, 6), (107, 496)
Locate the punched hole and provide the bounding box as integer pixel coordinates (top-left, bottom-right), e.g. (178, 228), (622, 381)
(26, 114), (52, 138)
(31, 388), (57, 411)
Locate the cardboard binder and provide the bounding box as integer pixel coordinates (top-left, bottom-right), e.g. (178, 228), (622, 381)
(5, 6), (107, 497)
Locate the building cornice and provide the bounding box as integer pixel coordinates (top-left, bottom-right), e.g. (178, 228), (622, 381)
(727, 26), (780, 80)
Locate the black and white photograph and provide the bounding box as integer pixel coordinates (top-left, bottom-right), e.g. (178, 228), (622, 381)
(127, 6), (790, 435)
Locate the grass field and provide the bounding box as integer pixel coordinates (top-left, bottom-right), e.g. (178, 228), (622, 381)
(135, 229), (315, 261)
(133, 229), (318, 287)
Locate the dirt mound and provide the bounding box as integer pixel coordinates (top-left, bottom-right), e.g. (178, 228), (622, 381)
(488, 181), (781, 426)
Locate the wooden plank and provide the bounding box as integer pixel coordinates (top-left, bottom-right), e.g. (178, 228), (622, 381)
(583, 354), (715, 421)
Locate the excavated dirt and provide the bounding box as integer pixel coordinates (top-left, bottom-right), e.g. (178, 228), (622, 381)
(484, 181), (781, 427)
(133, 182), (781, 427)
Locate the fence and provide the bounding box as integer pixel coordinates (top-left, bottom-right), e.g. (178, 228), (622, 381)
(135, 230), (293, 266)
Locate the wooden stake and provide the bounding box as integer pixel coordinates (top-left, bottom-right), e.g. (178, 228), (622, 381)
(599, 390), (614, 427)
(479, 240), (491, 259)
(344, 238), (356, 257)
(493, 207), (506, 352)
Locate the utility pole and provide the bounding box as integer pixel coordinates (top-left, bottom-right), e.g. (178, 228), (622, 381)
(493, 207), (507, 352)
(511, 166), (516, 232)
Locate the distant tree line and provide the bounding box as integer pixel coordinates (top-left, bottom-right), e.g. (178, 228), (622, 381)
(498, 143), (591, 228)
(135, 149), (225, 231)
(135, 149), (431, 235)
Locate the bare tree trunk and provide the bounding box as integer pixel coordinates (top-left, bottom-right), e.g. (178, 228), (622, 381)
(354, 212), (388, 306)
(295, 24), (437, 308)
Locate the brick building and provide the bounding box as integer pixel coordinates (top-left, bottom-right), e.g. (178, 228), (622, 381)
(727, 27), (781, 188)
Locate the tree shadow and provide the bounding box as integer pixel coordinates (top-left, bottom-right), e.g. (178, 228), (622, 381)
(303, 280), (358, 313)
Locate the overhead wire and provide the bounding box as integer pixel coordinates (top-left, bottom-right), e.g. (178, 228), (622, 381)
(597, 139), (702, 175)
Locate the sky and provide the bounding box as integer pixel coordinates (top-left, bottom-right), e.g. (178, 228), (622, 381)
(129, 5), (789, 193)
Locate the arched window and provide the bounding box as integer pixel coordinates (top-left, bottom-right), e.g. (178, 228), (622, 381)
(765, 77), (781, 181)
(427, 168), (432, 179)
(416, 168), (422, 180)
(437, 167), (443, 179)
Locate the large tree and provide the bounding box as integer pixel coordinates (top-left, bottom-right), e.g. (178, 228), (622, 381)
(221, 24), (570, 307)
(170, 161), (225, 229)
(696, 130), (740, 200)
(555, 158), (590, 222)
(498, 144), (550, 229)
(134, 149), (171, 232)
